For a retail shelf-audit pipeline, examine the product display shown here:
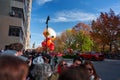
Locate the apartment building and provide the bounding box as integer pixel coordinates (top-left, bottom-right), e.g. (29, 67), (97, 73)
(0, 0), (32, 50)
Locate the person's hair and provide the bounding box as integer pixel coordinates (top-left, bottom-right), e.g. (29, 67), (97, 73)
(0, 55), (29, 80)
(57, 60), (68, 74)
(9, 43), (23, 51)
(42, 54), (51, 63)
(84, 60), (100, 80)
(57, 60), (68, 68)
(58, 65), (88, 80)
(73, 56), (82, 63)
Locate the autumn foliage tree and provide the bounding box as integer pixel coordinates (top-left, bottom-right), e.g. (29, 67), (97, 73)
(91, 9), (120, 52)
(54, 36), (65, 52)
(54, 22), (94, 53)
(72, 23), (93, 52)
(73, 30), (94, 52)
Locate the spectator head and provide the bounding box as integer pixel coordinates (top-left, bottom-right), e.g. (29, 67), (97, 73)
(0, 55), (29, 80)
(9, 43), (24, 56)
(84, 60), (100, 80)
(42, 54), (51, 63)
(58, 66), (88, 80)
(9, 43), (24, 51)
(73, 56), (83, 67)
(57, 60), (68, 74)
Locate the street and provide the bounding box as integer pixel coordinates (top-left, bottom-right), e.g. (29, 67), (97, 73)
(93, 59), (120, 80)
(64, 59), (120, 80)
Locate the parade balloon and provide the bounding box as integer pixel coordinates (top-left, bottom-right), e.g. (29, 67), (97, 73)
(49, 45), (54, 51)
(46, 38), (52, 47)
(43, 27), (56, 40)
(42, 38), (52, 47)
(49, 42), (54, 51)
(43, 30), (50, 37)
(42, 27), (56, 51)
(41, 41), (46, 47)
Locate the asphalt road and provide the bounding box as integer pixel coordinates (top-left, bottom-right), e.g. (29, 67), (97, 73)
(93, 59), (120, 80)
(64, 59), (120, 80)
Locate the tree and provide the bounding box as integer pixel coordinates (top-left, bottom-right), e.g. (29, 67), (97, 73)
(54, 36), (65, 52)
(54, 22), (94, 53)
(74, 30), (94, 52)
(72, 22), (92, 33)
(91, 9), (120, 52)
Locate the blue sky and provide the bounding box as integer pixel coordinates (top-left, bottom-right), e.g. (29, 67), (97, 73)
(30, 0), (120, 48)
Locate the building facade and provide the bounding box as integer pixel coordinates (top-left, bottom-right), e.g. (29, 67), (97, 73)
(0, 0), (32, 50)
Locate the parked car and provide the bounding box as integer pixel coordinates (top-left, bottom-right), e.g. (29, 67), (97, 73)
(78, 51), (105, 61)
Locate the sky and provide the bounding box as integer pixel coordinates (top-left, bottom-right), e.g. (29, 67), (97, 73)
(30, 0), (120, 48)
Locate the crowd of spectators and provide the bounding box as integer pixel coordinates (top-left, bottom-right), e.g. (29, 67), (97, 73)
(0, 42), (101, 80)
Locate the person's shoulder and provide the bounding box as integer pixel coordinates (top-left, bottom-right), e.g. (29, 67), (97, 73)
(18, 56), (28, 61)
(90, 75), (102, 80)
(49, 72), (59, 80)
(3, 50), (16, 55)
(97, 77), (102, 80)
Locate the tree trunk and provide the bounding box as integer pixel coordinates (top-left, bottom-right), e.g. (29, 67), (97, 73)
(102, 44), (105, 52)
(109, 42), (112, 53)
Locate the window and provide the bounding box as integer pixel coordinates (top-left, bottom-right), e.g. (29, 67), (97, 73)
(14, 0), (24, 2)
(10, 7), (24, 19)
(9, 26), (23, 39)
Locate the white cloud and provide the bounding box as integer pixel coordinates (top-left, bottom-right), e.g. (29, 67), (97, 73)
(31, 9), (97, 23)
(53, 17), (67, 22)
(98, 3), (120, 14)
(36, 0), (53, 5)
(52, 10), (97, 22)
